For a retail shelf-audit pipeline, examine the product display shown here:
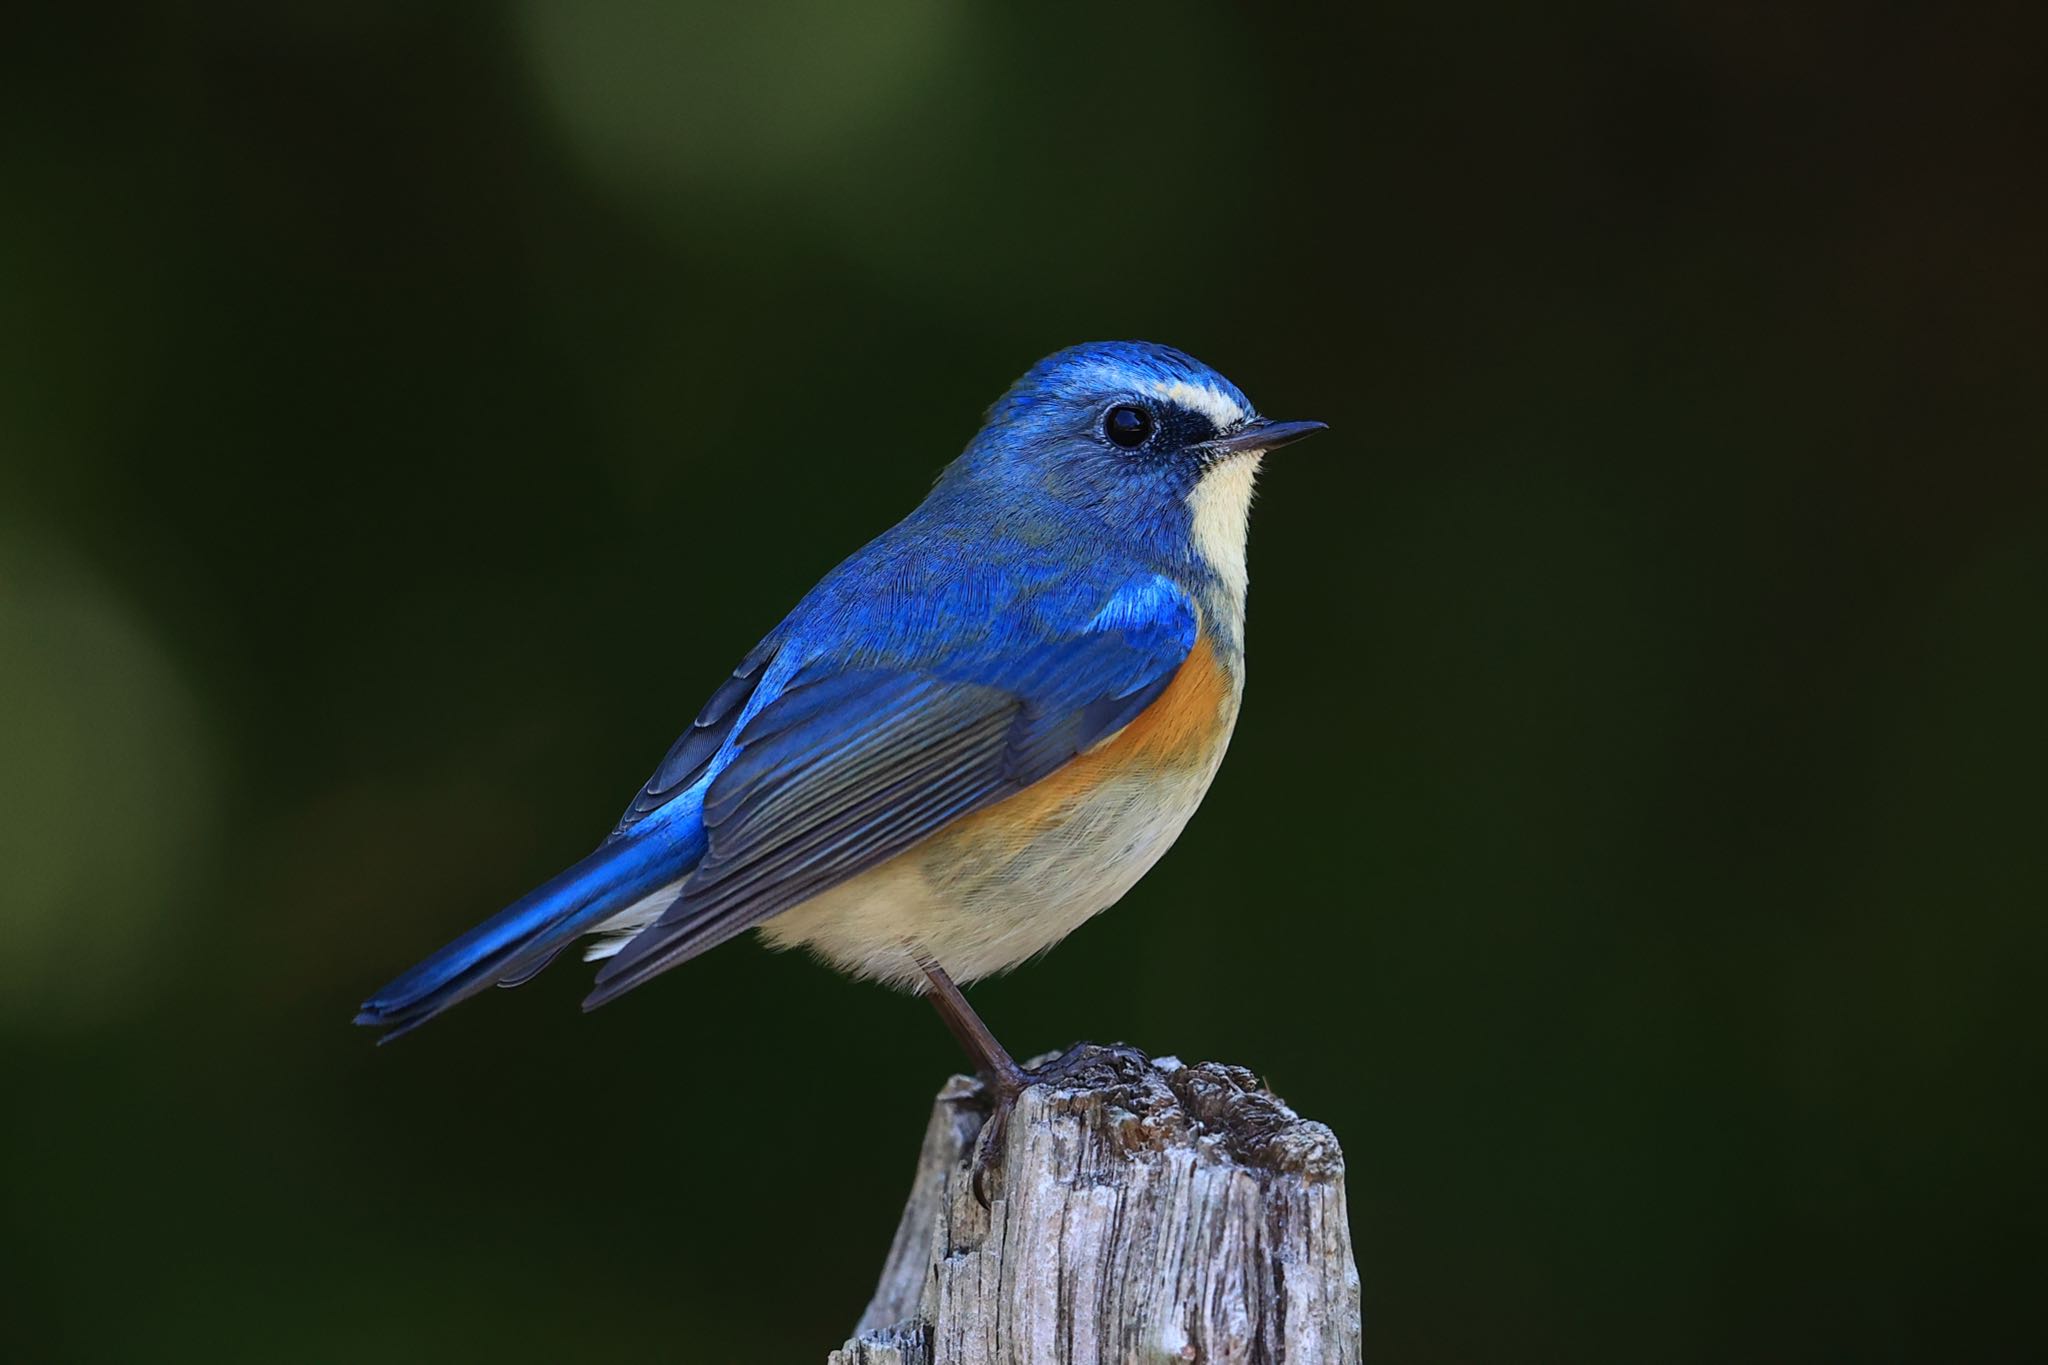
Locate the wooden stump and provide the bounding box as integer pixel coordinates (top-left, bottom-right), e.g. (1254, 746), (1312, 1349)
(831, 1048), (1362, 1364)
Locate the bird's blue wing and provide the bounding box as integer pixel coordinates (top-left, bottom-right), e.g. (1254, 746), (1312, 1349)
(609, 633), (781, 839)
(581, 578), (1198, 1008)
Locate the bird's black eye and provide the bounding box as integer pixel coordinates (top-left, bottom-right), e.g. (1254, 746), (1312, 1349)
(1104, 404), (1155, 449)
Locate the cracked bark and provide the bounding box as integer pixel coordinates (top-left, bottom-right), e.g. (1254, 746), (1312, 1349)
(830, 1050), (1362, 1364)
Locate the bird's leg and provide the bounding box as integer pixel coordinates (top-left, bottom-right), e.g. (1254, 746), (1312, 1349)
(915, 951), (1156, 1204)
(916, 953), (1029, 1204)
(917, 955), (1027, 1098)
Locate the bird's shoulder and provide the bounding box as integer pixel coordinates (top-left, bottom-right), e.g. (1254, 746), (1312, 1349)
(782, 501), (1196, 671)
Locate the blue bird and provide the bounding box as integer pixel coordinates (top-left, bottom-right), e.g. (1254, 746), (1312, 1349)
(356, 341), (1323, 1101)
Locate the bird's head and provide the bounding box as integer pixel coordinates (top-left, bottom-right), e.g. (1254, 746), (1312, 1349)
(946, 341), (1324, 596)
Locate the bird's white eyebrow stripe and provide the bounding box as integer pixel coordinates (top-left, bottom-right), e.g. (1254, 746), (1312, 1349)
(1152, 379), (1247, 431)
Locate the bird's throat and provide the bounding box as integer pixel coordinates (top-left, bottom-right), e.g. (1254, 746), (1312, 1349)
(1185, 454), (1261, 640)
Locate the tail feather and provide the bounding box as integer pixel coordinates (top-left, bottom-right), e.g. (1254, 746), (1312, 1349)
(494, 943), (571, 990)
(354, 825), (699, 1042)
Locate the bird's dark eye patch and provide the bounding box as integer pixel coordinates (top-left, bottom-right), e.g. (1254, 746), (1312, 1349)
(1104, 404), (1155, 449)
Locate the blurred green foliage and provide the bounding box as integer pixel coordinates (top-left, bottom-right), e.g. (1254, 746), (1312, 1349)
(2, 3), (2043, 1360)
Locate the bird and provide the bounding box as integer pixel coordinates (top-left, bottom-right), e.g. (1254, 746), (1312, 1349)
(355, 340), (1324, 1109)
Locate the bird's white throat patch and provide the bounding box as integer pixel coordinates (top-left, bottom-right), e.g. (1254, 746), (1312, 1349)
(1186, 453), (1260, 634)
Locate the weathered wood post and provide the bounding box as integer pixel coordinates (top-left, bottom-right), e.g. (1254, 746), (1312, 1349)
(831, 1048), (1362, 1364)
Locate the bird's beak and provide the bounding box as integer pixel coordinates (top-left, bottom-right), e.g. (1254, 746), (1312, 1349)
(1206, 418), (1329, 458)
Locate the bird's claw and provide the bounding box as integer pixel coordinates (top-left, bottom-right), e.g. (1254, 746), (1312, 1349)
(963, 1041), (1154, 1207)
(968, 1100), (1012, 1208)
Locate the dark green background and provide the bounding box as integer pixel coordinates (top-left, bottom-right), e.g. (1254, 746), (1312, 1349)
(3, 3), (2042, 1360)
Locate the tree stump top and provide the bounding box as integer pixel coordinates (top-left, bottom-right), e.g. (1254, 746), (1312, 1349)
(834, 1048), (1361, 1365)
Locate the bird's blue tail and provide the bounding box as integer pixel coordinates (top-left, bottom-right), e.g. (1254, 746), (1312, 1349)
(354, 822), (701, 1042)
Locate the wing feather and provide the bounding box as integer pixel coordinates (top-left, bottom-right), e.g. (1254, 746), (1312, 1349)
(582, 592), (1199, 1009)
(610, 635), (781, 837)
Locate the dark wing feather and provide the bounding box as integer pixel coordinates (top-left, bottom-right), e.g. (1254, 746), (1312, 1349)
(582, 606), (1196, 1009)
(609, 635), (780, 838)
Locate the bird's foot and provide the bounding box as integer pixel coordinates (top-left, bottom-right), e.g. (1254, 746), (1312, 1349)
(965, 1041), (1154, 1206)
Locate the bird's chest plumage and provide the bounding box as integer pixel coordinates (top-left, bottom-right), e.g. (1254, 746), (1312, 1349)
(757, 629), (1245, 987)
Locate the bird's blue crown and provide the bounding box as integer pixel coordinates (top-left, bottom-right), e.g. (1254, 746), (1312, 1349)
(983, 341), (1256, 433)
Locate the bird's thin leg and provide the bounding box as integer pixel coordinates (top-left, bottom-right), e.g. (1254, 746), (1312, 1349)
(916, 952), (1027, 1099)
(916, 950), (1036, 1206)
(914, 949), (1153, 1205)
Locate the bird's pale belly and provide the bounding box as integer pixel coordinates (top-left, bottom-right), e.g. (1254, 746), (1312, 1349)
(757, 634), (1243, 989)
